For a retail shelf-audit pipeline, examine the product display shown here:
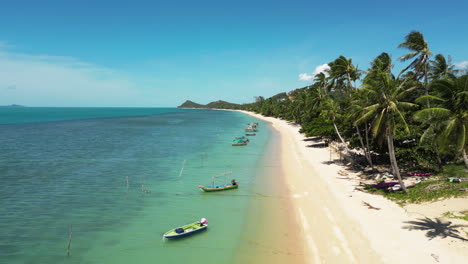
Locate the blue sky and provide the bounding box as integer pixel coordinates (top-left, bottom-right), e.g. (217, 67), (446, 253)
(1, 0), (467, 107)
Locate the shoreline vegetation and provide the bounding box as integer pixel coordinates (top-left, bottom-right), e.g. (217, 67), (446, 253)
(179, 31), (467, 263)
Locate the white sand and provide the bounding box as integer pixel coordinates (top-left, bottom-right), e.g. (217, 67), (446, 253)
(238, 110), (468, 264)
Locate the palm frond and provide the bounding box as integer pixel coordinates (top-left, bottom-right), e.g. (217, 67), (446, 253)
(355, 104), (379, 125)
(395, 108), (411, 132)
(398, 51), (419, 61)
(372, 109), (386, 136)
(397, 102), (419, 110)
(414, 108), (451, 122)
(415, 95), (445, 105)
(419, 125), (437, 145)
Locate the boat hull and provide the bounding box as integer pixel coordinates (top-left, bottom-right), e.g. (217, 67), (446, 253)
(231, 143), (247, 146)
(198, 184), (239, 192)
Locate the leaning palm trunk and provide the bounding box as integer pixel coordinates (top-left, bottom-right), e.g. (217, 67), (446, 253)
(333, 121), (346, 145)
(387, 127), (408, 193)
(463, 149), (468, 169)
(355, 125), (374, 170)
(332, 121), (351, 162)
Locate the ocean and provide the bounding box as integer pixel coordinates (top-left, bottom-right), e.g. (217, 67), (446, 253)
(0, 107), (273, 264)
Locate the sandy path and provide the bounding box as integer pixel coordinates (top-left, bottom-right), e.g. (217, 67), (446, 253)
(238, 110), (468, 264)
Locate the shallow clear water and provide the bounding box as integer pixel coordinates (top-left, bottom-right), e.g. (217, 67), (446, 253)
(0, 108), (270, 264)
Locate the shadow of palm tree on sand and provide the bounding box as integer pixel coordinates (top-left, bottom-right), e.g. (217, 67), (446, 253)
(403, 217), (468, 241)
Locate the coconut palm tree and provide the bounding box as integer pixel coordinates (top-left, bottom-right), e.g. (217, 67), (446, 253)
(429, 54), (457, 81)
(364, 52), (394, 84)
(356, 71), (418, 193)
(327, 56), (362, 91)
(413, 75), (468, 168)
(314, 72), (329, 93)
(398, 31), (432, 99)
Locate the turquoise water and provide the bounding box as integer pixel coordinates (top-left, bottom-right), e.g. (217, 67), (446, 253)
(0, 108), (271, 264)
(0, 107), (195, 124)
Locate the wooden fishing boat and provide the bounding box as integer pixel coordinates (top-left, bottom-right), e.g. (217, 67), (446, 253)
(198, 172), (238, 192)
(163, 219), (208, 239)
(245, 126), (257, 132)
(232, 139), (248, 146)
(198, 183), (238, 192)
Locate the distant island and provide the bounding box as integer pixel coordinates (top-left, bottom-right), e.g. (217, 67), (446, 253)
(177, 100), (241, 109)
(0, 104), (25, 107)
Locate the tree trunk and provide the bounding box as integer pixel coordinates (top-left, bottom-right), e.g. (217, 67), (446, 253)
(424, 62), (430, 108)
(333, 121), (346, 145)
(434, 142), (443, 171)
(463, 148), (468, 169)
(355, 125), (374, 170)
(333, 121), (350, 162)
(387, 127), (408, 193)
(347, 73), (353, 90)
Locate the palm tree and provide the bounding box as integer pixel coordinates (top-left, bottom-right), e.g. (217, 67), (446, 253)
(290, 90), (307, 123)
(398, 31), (432, 99)
(357, 72), (418, 193)
(364, 52), (393, 84)
(413, 75), (468, 168)
(321, 98), (347, 146)
(429, 54), (457, 81)
(314, 72), (329, 93)
(349, 88), (376, 171)
(327, 56), (362, 91)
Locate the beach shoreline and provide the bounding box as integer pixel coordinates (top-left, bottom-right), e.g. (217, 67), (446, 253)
(236, 123), (308, 264)
(237, 109), (468, 264)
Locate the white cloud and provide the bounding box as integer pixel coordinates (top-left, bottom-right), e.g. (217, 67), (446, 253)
(0, 50), (162, 106)
(298, 63), (330, 81)
(312, 64), (330, 76)
(298, 73), (313, 81)
(455, 60), (468, 69)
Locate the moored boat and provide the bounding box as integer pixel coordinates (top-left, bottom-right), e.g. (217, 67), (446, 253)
(232, 139), (248, 146)
(198, 183), (239, 192)
(198, 173), (238, 192)
(245, 126), (257, 132)
(163, 218), (208, 239)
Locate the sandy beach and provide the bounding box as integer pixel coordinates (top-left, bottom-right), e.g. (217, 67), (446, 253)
(238, 110), (468, 264)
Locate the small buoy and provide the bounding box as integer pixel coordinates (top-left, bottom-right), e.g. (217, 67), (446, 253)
(145, 190), (151, 193)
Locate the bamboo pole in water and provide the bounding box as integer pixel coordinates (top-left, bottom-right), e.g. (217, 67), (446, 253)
(67, 225), (73, 256)
(178, 160), (186, 177)
(200, 152), (206, 167)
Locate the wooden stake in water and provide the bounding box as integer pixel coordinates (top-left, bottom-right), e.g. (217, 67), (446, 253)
(67, 225), (73, 256)
(200, 152), (206, 167)
(178, 160), (186, 178)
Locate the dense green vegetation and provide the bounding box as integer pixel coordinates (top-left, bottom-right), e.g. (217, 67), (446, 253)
(219, 31), (468, 193)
